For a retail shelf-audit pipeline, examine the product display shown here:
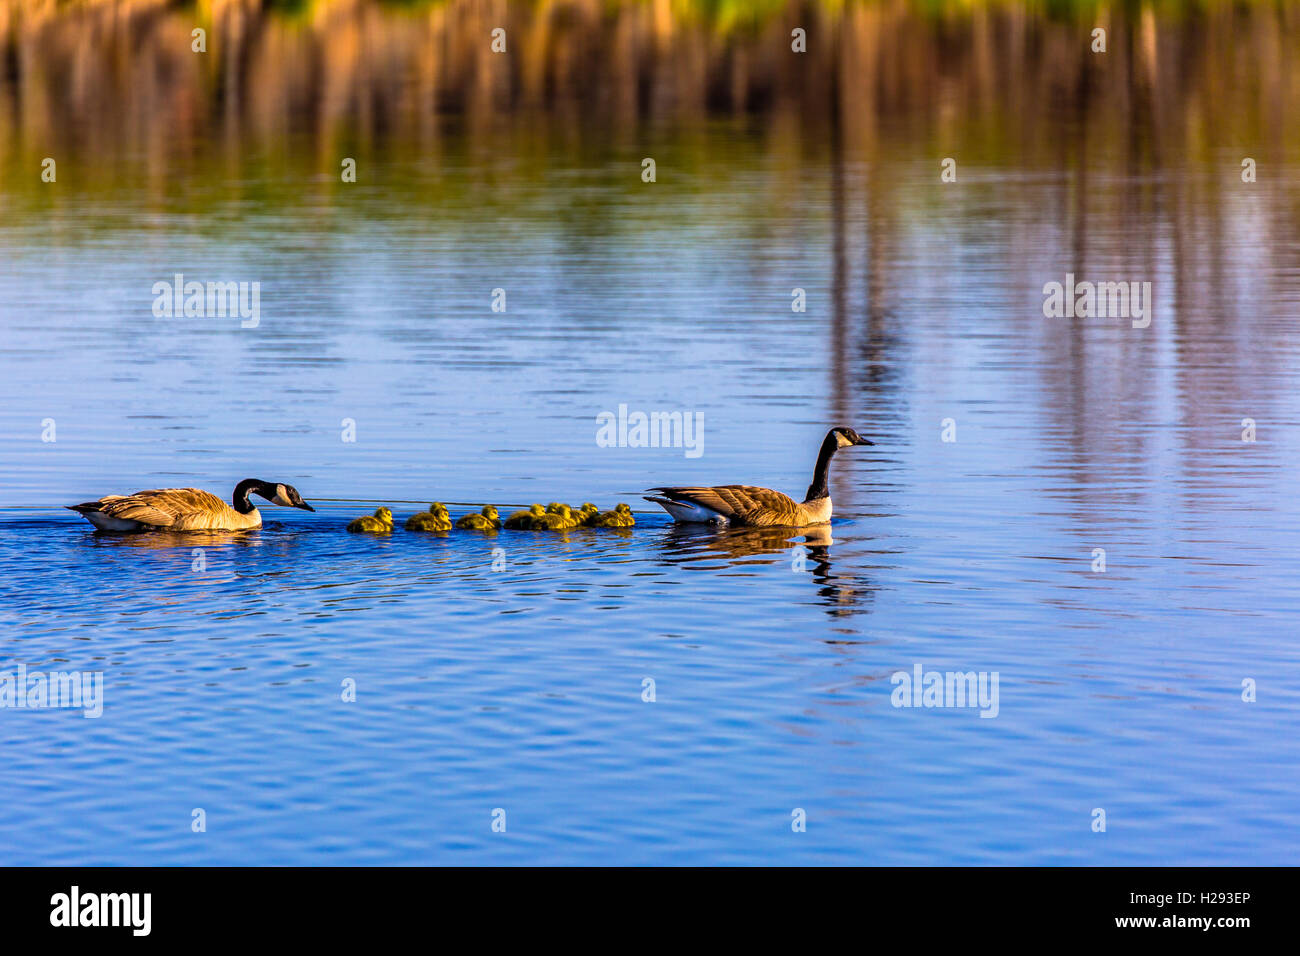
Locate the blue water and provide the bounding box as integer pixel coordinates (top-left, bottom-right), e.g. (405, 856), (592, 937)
(2, 127), (1299, 864)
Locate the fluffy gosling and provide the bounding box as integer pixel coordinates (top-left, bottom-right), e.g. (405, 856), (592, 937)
(592, 503), (635, 528)
(504, 504), (546, 529)
(406, 502), (452, 532)
(456, 505), (501, 531)
(347, 507), (394, 533)
(533, 504), (579, 530)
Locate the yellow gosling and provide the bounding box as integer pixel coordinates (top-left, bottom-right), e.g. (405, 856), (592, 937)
(406, 503), (451, 532)
(533, 504), (579, 530)
(347, 507), (394, 533)
(592, 503), (635, 528)
(456, 505), (501, 531)
(504, 504), (546, 529)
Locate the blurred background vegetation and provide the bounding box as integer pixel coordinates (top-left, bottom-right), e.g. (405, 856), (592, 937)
(1, 0), (1297, 176)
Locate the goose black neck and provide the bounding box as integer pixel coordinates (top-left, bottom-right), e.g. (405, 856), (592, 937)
(804, 432), (839, 501)
(233, 479), (271, 514)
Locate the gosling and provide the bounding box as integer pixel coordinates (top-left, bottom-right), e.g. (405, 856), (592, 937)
(533, 504), (579, 530)
(592, 503), (635, 528)
(347, 507), (394, 533)
(406, 503), (452, 532)
(504, 504), (546, 529)
(456, 505), (501, 531)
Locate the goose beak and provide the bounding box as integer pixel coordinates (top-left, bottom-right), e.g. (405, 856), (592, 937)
(297, 501), (316, 512)
(854, 436), (875, 446)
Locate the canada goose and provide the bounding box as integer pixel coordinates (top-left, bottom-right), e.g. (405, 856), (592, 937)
(405, 503), (451, 532)
(66, 478), (314, 532)
(347, 507), (394, 533)
(591, 503), (635, 528)
(645, 427), (873, 527)
(574, 503), (600, 526)
(456, 505), (501, 531)
(504, 504), (546, 529)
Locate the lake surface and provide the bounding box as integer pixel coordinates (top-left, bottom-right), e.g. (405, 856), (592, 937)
(1, 0), (1298, 865)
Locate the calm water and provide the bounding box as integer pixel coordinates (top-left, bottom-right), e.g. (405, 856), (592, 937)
(2, 1), (1300, 864)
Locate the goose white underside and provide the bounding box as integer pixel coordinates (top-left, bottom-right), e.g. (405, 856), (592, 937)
(83, 512), (148, 532)
(648, 497), (729, 524)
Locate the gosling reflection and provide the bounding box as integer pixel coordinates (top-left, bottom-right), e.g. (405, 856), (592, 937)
(656, 524), (869, 616)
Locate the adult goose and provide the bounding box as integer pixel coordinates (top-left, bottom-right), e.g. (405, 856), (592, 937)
(67, 479), (314, 532)
(645, 427), (873, 527)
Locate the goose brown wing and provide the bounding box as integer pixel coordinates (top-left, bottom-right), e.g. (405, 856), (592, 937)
(99, 488), (227, 527)
(650, 485), (804, 526)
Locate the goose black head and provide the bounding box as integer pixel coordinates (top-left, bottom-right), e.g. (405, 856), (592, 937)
(831, 427), (874, 448)
(234, 478), (314, 514)
(265, 481), (315, 511)
(806, 429), (873, 501)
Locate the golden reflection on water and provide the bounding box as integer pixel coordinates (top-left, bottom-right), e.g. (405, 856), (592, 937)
(85, 528), (261, 550)
(1, 0), (1297, 171)
(659, 522), (867, 616)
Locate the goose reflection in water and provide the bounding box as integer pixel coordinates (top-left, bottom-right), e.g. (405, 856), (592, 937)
(84, 529), (267, 551)
(655, 523), (870, 617)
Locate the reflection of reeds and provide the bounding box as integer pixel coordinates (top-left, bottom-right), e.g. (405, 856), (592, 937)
(2, 0), (1297, 171)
